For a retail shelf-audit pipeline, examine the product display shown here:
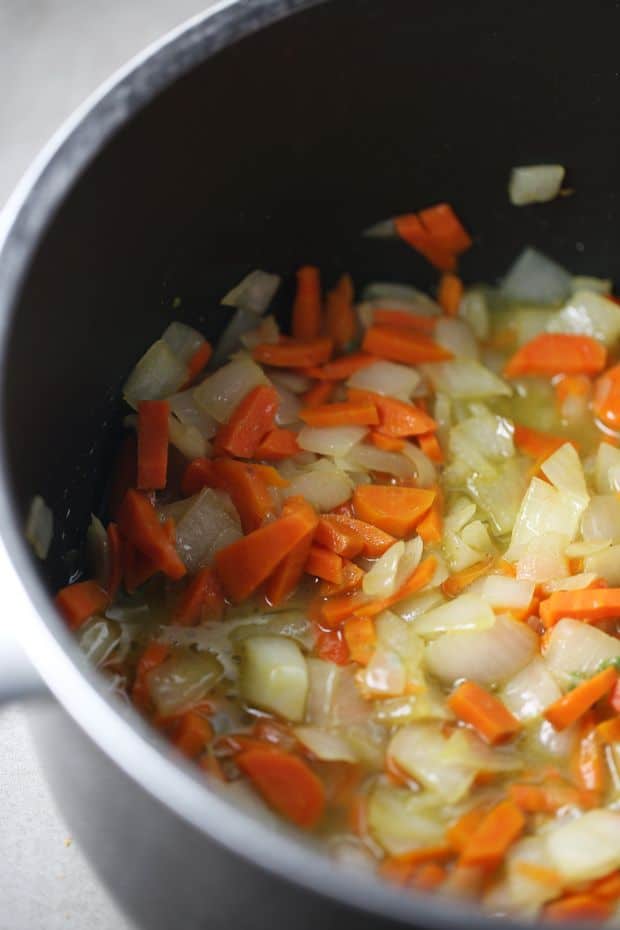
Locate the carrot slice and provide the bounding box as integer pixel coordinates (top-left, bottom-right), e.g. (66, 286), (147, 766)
(544, 894), (612, 922)
(504, 333), (607, 379)
(264, 533), (313, 607)
(210, 457), (273, 533)
(314, 515), (365, 559)
(292, 266), (322, 341)
(253, 337), (332, 368)
(369, 431), (405, 452)
(571, 711), (606, 796)
(448, 681), (521, 745)
(305, 353), (376, 381)
(318, 559), (365, 597)
(596, 716), (620, 743)
(132, 641), (169, 710)
(298, 398), (379, 428)
(106, 522), (123, 601)
(254, 427), (300, 461)
(545, 667), (617, 731)
(594, 363), (620, 429)
(417, 431), (444, 463)
(417, 491), (443, 544)
(348, 388), (436, 437)
(311, 591), (368, 629)
(327, 513), (395, 557)
(459, 800), (525, 868)
(446, 807), (488, 852)
(372, 309), (438, 334)
(438, 272), (463, 316)
(184, 341), (213, 386)
(180, 457), (214, 497)
(56, 580), (109, 631)
(249, 464), (289, 488)
(363, 325), (452, 365)
(172, 710), (213, 758)
(236, 747), (325, 828)
(315, 628), (350, 665)
(413, 862), (448, 892)
(137, 400), (169, 490)
(441, 556), (494, 598)
(301, 381), (333, 408)
(118, 489), (186, 580)
(108, 433), (137, 520)
(325, 273), (356, 350)
(305, 544), (343, 584)
(173, 566), (224, 626)
(394, 213), (456, 271)
(343, 615), (376, 665)
(418, 203), (472, 255)
(353, 485), (435, 537)
(214, 384), (279, 458)
(589, 871), (620, 902)
(354, 556), (437, 618)
(514, 424), (576, 460)
(540, 587), (620, 627)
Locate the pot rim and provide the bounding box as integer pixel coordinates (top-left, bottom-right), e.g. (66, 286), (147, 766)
(0, 4), (529, 928)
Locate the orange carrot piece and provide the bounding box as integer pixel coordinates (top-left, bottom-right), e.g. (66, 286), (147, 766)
(590, 871), (620, 901)
(118, 489), (186, 580)
(214, 384), (279, 458)
(123, 517), (177, 593)
(184, 341), (213, 385)
(544, 667), (617, 731)
(132, 641), (169, 710)
(318, 559), (365, 597)
(418, 203), (472, 255)
(545, 894), (612, 922)
(514, 424), (575, 460)
(448, 681), (521, 745)
(504, 333), (607, 379)
(106, 522), (123, 601)
(264, 533), (313, 607)
(180, 457), (214, 497)
(327, 513), (395, 557)
(302, 381), (333, 408)
(253, 427), (300, 461)
(369, 431), (405, 452)
(298, 398), (379, 428)
(417, 494), (443, 544)
(347, 388), (436, 437)
(137, 400), (169, 490)
(314, 628), (350, 665)
(236, 747), (325, 828)
(441, 556), (495, 598)
(305, 353), (376, 381)
(394, 213), (456, 271)
(325, 273), (356, 350)
(292, 266), (322, 341)
(312, 591), (368, 629)
(210, 457), (273, 533)
(571, 712), (606, 795)
(413, 862), (448, 892)
(555, 374), (592, 407)
(509, 784), (553, 813)
(438, 272), (463, 316)
(372, 309), (438, 334)
(353, 485), (435, 537)
(540, 587), (620, 628)
(459, 800), (525, 868)
(253, 337), (332, 368)
(216, 496), (318, 602)
(417, 431), (444, 463)
(354, 556), (437, 618)
(172, 710), (213, 758)
(173, 566), (224, 626)
(446, 808), (488, 852)
(248, 464), (289, 488)
(315, 516), (365, 559)
(594, 363), (620, 430)
(596, 715), (620, 743)
(56, 580), (109, 631)
(343, 615), (376, 665)
(108, 433), (137, 520)
(305, 544), (343, 584)
(362, 324), (452, 365)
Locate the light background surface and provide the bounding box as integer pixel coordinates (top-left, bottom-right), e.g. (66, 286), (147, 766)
(0, 2), (217, 927)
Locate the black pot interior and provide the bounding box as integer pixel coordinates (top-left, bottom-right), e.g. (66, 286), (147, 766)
(4, 0), (620, 591)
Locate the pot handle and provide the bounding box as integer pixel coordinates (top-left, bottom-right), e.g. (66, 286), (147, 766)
(0, 619), (46, 703)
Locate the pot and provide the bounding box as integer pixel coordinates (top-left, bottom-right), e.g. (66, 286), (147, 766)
(0, 1), (617, 927)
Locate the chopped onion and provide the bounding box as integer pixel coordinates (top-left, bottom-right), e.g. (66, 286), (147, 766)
(540, 442), (589, 505)
(501, 247), (572, 304)
(388, 724), (475, 802)
(240, 635), (308, 722)
(273, 382), (301, 426)
(584, 545), (620, 585)
(516, 532), (569, 583)
(501, 658), (562, 721)
(211, 308), (260, 367)
(419, 359), (511, 398)
(467, 458), (528, 536)
(412, 593), (495, 639)
(543, 618), (620, 687)
(505, 477), (582, 562)
(297, 425), (367, 457)
(25, 494), (53, 560)
(473, 575), (535, 610)
(162, 322), (205, 364)
(595, 441), (620, 494)
(505, 837), (564, 914)
(78, 618), (121, 668)
(239, 315), (280, 350)
(148, 649), (223, 717)
(425, 614), (537, 686)
(345, 443), (414, 480)
(282, 460), (353, 511)
(167, 390), (217, 438)
(450, 413), (514, 477)
(367, 784), (445, 856)
(572, 275), (612, 296)
(193, 356), (269, 422)
(547, 290), (620, 347)
(547, 810), (620, 883)
(363, 647), (407, 697)
(434, 318), (479, 360)
(376, 610), (424, 664)
(565, 538), (612, 558)
(460, 520), (495, 555)
(393, 537), (424, 591)
(305, 658), (341, 726)
(362, 218), (397, 239)
(124, 340), (187, 408)
(221, 269), (281, 314)
(347, 360), (420, 399)
(86, 514), (109, 587)
(362, 282), (440, 315)
(442, 528), (489, 573)
(396, 588), (446, 622)
(363, 541), (405, 596)
(175, 488), (242, 572)
(168, 415), (209, 461)
(581, 494), (620, 543)
(442, 728), (523, 773)
(508, 165), (565, 206)
(400, 442), (437, 487)
(444, 497), (477, 533)
(542, 572), (600, 594)
(458, 288), (490, 341)
(294, 727), (357, 762)
(268, 370), (311, 394)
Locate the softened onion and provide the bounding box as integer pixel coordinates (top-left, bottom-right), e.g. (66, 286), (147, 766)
(240, 635), (308, 722)
(508, 165), (565, 206)
(468, 458), (528, 536)
(501, 247), (572, 304)
(473, 575), (535, 610)
(505, 477), (581, 562)
(419, 359), (511, 398)
(362, 282), (440, 315)
(425, 614), (537, 686)
(282, 460), (353, 512)
(547, 290), (620, 347)
(78, 618), (121, 668)
(388, 724), (475, 802)
(345, 442), (414, 480)
(305, 658), (341, 726)
(584, 545), (620, 585)
(167, 390), (217, 438)
(412, 593), (495, 638)
(434, 317), (479, 360)
(211, 308), (261, 367)
(363, 541), (405, 596)
(162, 322), (205, 364)
(540, 442), (589, 504)
(239, 315), (280, 351)
(547, 811), (620, 883)
(221, 269), (281, 314)
(367, 784), (445, 856)
(273, 382), (301, 426)
(595, 441), (620, 494)
(268, 370), (311, 394)
(542, 572), (600, 594)
(148, 649), (223, 717)
(168, 416), (209, 461)
(501, 658), (562, 721)
(193, 356), (269, 422)
(86, 514), (109, 587)
(458, 288), (490, 341)
(543, 618), (620, 687)
(516, 532), (569, 583)
(362, 218), (397, 238)
(297, 425), (367, 457)
(25, 494), (54, 561)
(124, 340), (187, 408)
(347, 360), (420, 399)
(363, 647), (407, 697)
(175, 488), (242, 572)
(400, 442), (437, 487)
(504, 837), (564, 915)
(581, 494), (620, 542)
(396, 589), (446, 622)
(294, 727), (357, 762)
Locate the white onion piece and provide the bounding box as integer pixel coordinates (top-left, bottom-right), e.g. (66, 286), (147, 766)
(419, 359), (511, 398)
(434, 318), (479, 360)
(582, 494), (620, 543)
(595, 441), (620, 494)
(282, 462), (353, 512)
(162, 322), (205, 364)
(444, 497), (476, 533)
(347, 360), (420, 399)
(400, 442), (437, 487)
(193, 356), (269, 422)
(297, 426), (367, 457)
(460, 520), (494, 555)
(363, 647), (407, 696)
(543, 618), (620, 687)
(273, 382), (301, 426)
(393, 537), (424, 591)
(572, 276), (612, 296)
(504, 837), (564, 915)
(584, 545), (620, 585)
(389, 725), (475, 802)
(294, 727), (357, 763)
(565, 538), (612, 558)
(540, 442), (589, 504)
(305, 658), (341, 726)
(86, 514), (109, 586)
(542, 572), (600, 594)
(240, 635), (307, 722)
(345, 443), (414, 480)
(221, 269), (281, 314)
(363, 282), (440, 315)
(362, 219), (396, 239)
(239, 315), (280, 350)
(516, 532), (569, 583)
(425, 614), (537, 686)
(168, 416), (209, 461)
(396, 589), (446, 622)
(268, 370), (311, 394)
(412, 594), (495, 638)
(442, 529), (488, 574)
(502, 658), (562, 721)
(363, 541), (405, 597)
(367, 785), (445, 856)
(167, 390), (217, 438)
(328, 837), (376, 872)
(124, 340), (187, 408)
(508, 165), (565, 206)
(25, 495), (53, 560)
(175, 488), (242, 572)
(547, 290), (620, 347)
(505, 478), (582, 562)
(458, 288), (490, 341)
(501, 247), (572, 304)
(474, 575), (535, 610)
(148, 650), (223, 718)
(211, 308), (260, 367)
(547, 811), (620, 883)
(468, 458), (528, 536)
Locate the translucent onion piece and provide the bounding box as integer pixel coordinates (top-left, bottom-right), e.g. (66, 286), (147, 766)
(363, 541), (405, 596)
(572, 276), (612, 296)
(239, 315), (280, 351)
(297, 425), (367, 457)
(162, 322), (204, 364)
(388, 724), (475, 802)
(595, 441), (620, 494)
(442, 529), (487, 573)
(305, 658), (341, 726)
(25, 495), (53, 560)
(221, 269), (281, 314)
(393, 537), (424, 591)
(400, 442), (437, 487)
(328, 837), (377, 871)
(505, 477), (582, 562)
(444, 497), (477, 533)
(282, 461), (353, 512)
(148, 649), (223, 717)
(363, 647), (407, 697)
(362, 282), (440, 315)
(508, 165), (565, 206)
(547, 290), (620, 347)
(78, 618), (121, 668)
(581, 494), (620, 543)
(460, 520), (495, 555)
(473, 575), (535, 610)
(167, 390), (217, 438)
(425, 614), (538, 686)
(467, 458), (529, 536)
(505, 837), (564, 915)
(168, 416), (209, 461)
(584, 545), (620, 585)
(419, 359), (511, 398)
(272, 381), (301, 426)
(412, 593), (495, 638)
(268, 370), (311, 394)
(543, 618), (620, 687)
(175, 488), (242, 572)
(294, 727), (357, 763)
(367, 785), (445, 856)
(362, 219), (397, 239)
(211, 308), (260, 367)
(547, 811), (620, 883)
(86, 514), (109, 587)
(501, 247), (572, 304)
(193, 356), (269, 422)
(442, 728), (523, 773)
(345, 443), (414, 480)
(542, 572), (600, 594)
(124, 340), (187, 408)
(240, 635), (308, 722)
(396, 588), (446, 622)
(347, 360), (420, 399)
(565, 538), (612, 558)
(434, 317), (479, 360)
(516, 532), (569, 583)
(458, 288), (490, 341)
(502, 658), (562, 721)
(540, 442), (589, 505)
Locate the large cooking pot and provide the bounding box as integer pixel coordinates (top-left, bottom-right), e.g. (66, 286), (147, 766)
(0, 1), (617, 926)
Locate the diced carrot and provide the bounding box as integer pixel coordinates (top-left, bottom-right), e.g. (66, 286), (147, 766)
(56, 580), (109, 631)
(123, 518), (176, 593)
(438, 273), (463, 316)
(311, 591), (368, 629)
(180, 457), (214, 497)
(368, 431), (405, 452)
(417, 493), (443, 544)
(173, 566), (224, 626)
(394, 212), (457, 271)
(596, 715), (620, 743)
(417, 431), (444, 463)
(248, 464), (289, 488)
(512, 862), (563, 886)
(253, 427), (300, 461)
(298, 398), (379, 428)
(544, 667), (617, 731)
(459, 800), (525, 868)
(214, 384), (279, 458)
(137, 400), (169, 490)
(413, 862), (448, 892)
(353, 485), (435, 537)
(305, 544), (344, 584)
(362, 325), (452, 365)
(508, 784), (550, 813)
(343, 615), (376, 665)
(132, 641), (169, 710)
(264, 532), (314, 607)
(305, 353), (376, 381)
(504, 333), (607, 379)
(372, 309), (438, 333)
(253, 337), (332, 368)
(347, 388), (436, 437)
(544, 894), (612, 922)
(318, 559), (365, 597)
(106, 522), (123, 601)
(441, 557), (494, 598)
(215, 496), (318, 602)
(418, 203), (472, 256)
(354, 556), (437, 618)
(514, 424), (576, 460)
(448, 681), (521, 745)
(315, 628), (350, 665)
(108, 433), (137, 520)
(184, 341), (213, 385)
(292, 266), (322, 341)
(327, 514), (395, 557)
(118, 489), (186, 580)
(540, 587), (620, 628)
(446, 808), (488, 853)
(315, 516), (364, 559)
(555, 373), (592, 407)
(590, 871), (620, 901)
(571, 711), (606, 795)
(301, 380), (333, 408)
(325, 273), (356, 350)
(172, 710), (213, 759)
(610, 678), (620, 714)
(236, 747), (325, 828)
(594, 363), (620, 430)
(210, 457), (273, 533)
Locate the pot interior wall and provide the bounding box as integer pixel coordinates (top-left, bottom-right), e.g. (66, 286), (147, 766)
(4, 0), (620, 590)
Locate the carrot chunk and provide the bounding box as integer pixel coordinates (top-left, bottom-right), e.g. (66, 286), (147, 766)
(180, 457), (215, 497)
(369, 431), (405, 452)
(236, 747), (325, 828)
(305, 544), (343, 584)
(210, 457), (273, 533)
(137, 400), (169, 490)
(347, 388), (436, 437)
(326, 513), (396, 557)
(298, 398), (379, 428)
(173, 566), (224, 626)
(343, 615), (377, 665)
(394, 213), (457, 271)
(305, 353), (376, 381)
(318, 559), (365, 597)
(292, 266), (322, 341)
(417, 431), (444, 463)
(253, 337), (332, 368)
(514, 424), (576, 460)
(132, 641), (169, 710)
(314, 515), (365, 559)
(438, 272), (463, 316)
(362, 325), (452, 365)
(106, 522), (123, 601)
(544, 667), (617, 731)
(315, 628), (350, 665)
(353, 485), (435, 537)
(301, 381), (333, 408)
(441, 557), (493, 598)
(544, 894), (612, 922)
(56, 580), (109, 631)
(118, 489), (186, 580)
(184, 341), (212, 385)
(172, 711), (213, 759)
(571, 712), (606, 796)
(254, 428), (300, 461)
(594, 363), (620, 429)
(540, 587), (620, 627)
(214, 385), (279, 458)
(448, 681), (521, 745)
(325, 273), (356, 350)
(353, 556), (437, 618)
(459, 800), (525, 868)
(504, 333), (607, 379)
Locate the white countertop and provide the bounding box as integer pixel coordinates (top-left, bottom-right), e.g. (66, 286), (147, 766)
(0, 2), (216, 927)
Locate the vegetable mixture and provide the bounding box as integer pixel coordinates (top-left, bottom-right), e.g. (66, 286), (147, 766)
(51, 198), (620, 921)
